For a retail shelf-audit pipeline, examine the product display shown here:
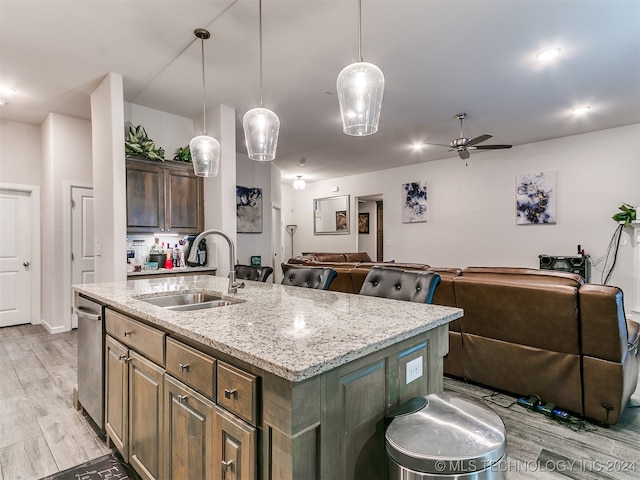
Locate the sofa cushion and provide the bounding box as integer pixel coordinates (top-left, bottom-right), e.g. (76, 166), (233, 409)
(454, 277), (580, 354)
(462, 266), (584, 287)
(428, 267), (461, 307)
(310, 253), (348, 262)
(462, 333), (583, 415)
(344, 252), (372, 262)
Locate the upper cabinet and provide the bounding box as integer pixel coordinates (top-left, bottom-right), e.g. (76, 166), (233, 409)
(126, 157), (204, 234)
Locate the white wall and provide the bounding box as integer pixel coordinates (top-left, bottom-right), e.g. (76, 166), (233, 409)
(286, 124), (640, 313)
(0, 120), (42, 185)
(124, 102), (194, 160)
(236, 154), (272, 266)
(41, 114), (93, 332)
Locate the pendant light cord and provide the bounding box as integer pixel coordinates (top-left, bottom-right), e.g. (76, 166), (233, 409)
(200, 35), (208, 135)
(259, 0), (264, 107)
(358, 0), (363, 62)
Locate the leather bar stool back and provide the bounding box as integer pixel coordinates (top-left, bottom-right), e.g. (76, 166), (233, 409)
(359, 266), (441, 303)
(235, 264), (274, 282)
(281, 266), (338, 290)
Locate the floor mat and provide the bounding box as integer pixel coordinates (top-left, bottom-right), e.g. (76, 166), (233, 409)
(41, 453), (141, 480)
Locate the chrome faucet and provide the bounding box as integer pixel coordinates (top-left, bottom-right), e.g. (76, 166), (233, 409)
(187, 229), (244, 294)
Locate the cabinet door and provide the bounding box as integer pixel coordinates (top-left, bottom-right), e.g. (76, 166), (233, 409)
(214, 406), (256, 480)
(129, 350), (165, 480)
(164, 375), (215, 480)
(165, 167), (203, 234)
(126, 161), (165, 233)
(105, 335), (129, 460)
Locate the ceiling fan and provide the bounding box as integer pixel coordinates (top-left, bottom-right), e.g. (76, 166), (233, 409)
(425, 113), (512, 160)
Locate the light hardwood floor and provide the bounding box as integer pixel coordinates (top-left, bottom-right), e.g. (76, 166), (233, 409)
(0, 323), (638, 479)
(0, 324), (111, 480)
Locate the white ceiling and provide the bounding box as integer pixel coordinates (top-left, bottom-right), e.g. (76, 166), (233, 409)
(1, 1), (639, 184)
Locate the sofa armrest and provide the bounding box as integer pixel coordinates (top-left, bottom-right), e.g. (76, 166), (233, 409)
(579, 284), (630, 362)
(628, 320), (640, 353)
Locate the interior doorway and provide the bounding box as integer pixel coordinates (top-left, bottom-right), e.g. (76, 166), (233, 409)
(356, 194), (383, 261)
(0, 187), (35, 326)
(70, 186), (95, 329)
(271, 205), (283, 283)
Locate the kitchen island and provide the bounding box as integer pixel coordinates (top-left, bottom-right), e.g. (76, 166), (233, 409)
(74, 275), (462, 480)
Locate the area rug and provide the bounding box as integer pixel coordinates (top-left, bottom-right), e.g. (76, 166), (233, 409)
(41, 453), (140, 480)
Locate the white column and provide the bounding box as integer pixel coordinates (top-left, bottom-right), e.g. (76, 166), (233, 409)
(631, 221), (640, 322)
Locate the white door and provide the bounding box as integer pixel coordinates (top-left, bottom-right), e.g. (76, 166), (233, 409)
(0, 189), (32, 327)
(271, 206), (283, 283)
(71, 187), (94, 329)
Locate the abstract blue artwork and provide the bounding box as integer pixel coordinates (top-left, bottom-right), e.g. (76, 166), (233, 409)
(402, 181), (427, 223)
(236, 186), (263, 233)
(516, 171), (557, 224)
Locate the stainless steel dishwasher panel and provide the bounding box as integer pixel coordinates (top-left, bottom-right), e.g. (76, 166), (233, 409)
(75, 294), (105, 430)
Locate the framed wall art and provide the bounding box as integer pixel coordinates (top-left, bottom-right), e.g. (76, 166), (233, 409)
(402, 181), (427, 223)
(516, 171), (557, 224)
(236, 185), (263, 233)
(358, 212), (370, 234)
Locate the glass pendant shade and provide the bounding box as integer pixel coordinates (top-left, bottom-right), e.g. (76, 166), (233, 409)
(190, 134), (220, 177)
(292, 176), (305, 190)
(337, 61), (385, 136)
(243, 107), (280, 161)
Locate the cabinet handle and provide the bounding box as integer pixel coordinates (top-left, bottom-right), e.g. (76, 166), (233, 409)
(221, 460), (234, 472)
(179, 363), (190, 372)
(178, 395), (188, 404)
(123, 330), (133, 337)
(224, 388), (237, 399)
(118, 355), (131, 363)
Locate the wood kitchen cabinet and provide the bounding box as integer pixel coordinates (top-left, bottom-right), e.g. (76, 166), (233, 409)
(105, 310), (166, 480)
(126, 157), (204, 234)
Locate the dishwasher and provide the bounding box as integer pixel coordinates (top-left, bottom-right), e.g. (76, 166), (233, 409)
(74, 293), (105, 431)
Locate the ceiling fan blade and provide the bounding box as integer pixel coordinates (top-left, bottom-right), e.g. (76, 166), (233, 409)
(458, 149), (470, 160)
(423, 142), (451, 148)
(467, 134), (492, 147)
(473, 144), (512, 150)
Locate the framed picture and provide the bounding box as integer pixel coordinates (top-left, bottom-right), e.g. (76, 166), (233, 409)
(335, 210), (348, 230)
(236, 186), (263, 233)
(516, 171), (557, 224)
(358, 212), (370, 234)
(402, 181), (427, 223)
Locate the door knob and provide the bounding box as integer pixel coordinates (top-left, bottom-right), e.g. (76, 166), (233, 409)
(23, 262), (30, 267)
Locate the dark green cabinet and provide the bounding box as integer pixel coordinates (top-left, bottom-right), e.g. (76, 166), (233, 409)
(126, 158), (204, 234)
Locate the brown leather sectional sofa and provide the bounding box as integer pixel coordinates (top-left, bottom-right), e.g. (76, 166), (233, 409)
(282, 254), (640, 425)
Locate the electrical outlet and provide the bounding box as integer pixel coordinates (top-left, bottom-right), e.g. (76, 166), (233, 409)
(620, 234), (629, 246)
(406, 356), (423, 384)
(95, 243), (101, 256)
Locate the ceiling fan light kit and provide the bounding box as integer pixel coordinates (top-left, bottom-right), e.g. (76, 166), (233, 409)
(190, 28), (221, 177)
(337, 0), (385, 136)
(243, 0), (280, 162)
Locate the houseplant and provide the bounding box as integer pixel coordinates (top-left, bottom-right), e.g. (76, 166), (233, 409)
(173, 146), (192, 163)
(612, 203), (636, 226)
(125, 125), (165, 161)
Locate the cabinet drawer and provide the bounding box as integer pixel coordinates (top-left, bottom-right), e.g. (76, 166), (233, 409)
(217, 362), (258, 426)
(106, 309), (165, 366)
(166, 337), (216, 400)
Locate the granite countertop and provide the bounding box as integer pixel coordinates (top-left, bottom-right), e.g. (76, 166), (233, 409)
(127, 265), (217, 277)
(74, 275), (463, 382)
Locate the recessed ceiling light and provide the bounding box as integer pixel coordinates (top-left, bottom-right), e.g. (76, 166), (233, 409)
(411, 143), (424, 151)
(536, 47), (561, 61)
(0, 86), (16, 96)
(571, 106), (591, 115)
(0, 99), (6, 106)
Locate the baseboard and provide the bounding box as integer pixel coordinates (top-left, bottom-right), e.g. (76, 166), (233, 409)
(40, 318), (70, 334)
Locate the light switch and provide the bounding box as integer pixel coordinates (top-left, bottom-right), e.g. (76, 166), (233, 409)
(95, 243), (101, 256)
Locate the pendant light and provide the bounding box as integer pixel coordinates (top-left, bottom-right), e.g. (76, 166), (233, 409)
(190, 28), (221, 177)
(337, 0), (384, 136)
(243, 0), (280, 161)
(292, 176), (305, 190)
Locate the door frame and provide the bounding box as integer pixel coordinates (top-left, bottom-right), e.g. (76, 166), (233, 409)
(63, 181), (93, 332)
(0, 183), (41, 326)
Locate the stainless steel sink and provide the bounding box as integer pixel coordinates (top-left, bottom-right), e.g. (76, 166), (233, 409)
(138, 292), (236, 311)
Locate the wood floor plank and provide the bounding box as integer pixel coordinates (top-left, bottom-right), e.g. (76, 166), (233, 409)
(0, 395), (40, 450)
(0, 435), (57, 480)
